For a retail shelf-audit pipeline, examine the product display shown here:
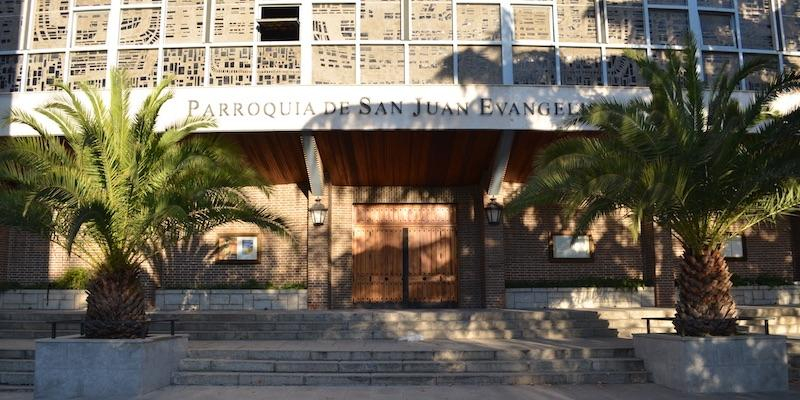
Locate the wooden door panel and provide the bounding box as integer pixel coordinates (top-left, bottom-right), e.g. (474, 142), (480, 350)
(352, 227), (403, 303)
(408, 227), (458, 304)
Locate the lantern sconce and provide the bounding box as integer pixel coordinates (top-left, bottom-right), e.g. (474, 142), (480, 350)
(310, 197), (328, 226)
(485, 197), (503, 225)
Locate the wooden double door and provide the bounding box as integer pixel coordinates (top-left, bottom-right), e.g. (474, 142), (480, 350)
(352, 204), (458, 307)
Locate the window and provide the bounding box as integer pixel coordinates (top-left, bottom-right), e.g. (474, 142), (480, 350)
(722, 235), (746, 260)
(258, 6), (300, 41)
(550, 234), (593, 261)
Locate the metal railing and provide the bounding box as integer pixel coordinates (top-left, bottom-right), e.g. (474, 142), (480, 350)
(642, 317), (771, 336)
(49, 319), (177, 339)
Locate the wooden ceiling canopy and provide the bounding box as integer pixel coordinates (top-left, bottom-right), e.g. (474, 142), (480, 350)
(313, 130), (501, 187)
(226, 133), (308, 185)
(503, 131), (592, 183)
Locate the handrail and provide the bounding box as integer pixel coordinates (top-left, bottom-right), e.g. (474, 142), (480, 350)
(49, 319), (177, 339)
(641, 316), (771, 336)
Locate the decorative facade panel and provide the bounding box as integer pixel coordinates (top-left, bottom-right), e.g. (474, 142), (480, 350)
(742, 54), (777, 91)
(32, 0), (69, 49)
(782, 0), (800, 51)
(361, 0), (401, 40)
(124, 0), (162, 3)
(648, 9), (689, 45)
(556, 0), (597, 43)
(737, 0), (773, 50)
(75, 0), (110, 6)
(606, 49), (645, 86)
(120, 8), (161, 45)
(165, 0), (205, 44)
(784, 56), (800, 74)
(209, 47), (252, 86)
(0, 55), (22, 92)
(117, 49), (159, 88)
(257, 46), (301, 85)
(214, 0), (253, 42)
(648, 0), (686, 4)
(409, 45), (453, 84)
(512, 46), (555, 85)
(69, 51), (107, 88)
(411, 0), (452, 40)
(513, 5), (551, 41)
(360, 45), (404, 84)
(700, 12), (735, 47)
(312, 45), (355, 84)
(458, 46), (501, 84)
(0, 0), (24, 51)
(313, 4), (356, 41)
(26, 52), (64, 91)
(697, 0), (732, 7)
(457, 4), (500, 41)
(559, 47), (601, 86)
(163, 47), (206, 86)
(702, 51), (739, 86)
(606, 2), (646, 44)
(73, 11), (110, 47)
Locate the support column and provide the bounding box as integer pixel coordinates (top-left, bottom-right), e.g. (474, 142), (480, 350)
(482, 192), (505, 308)
(303, 133), (330, 309)
(640, 217), (656, 284)
(653, 225), (677, 308)
(791, 215), (800, 282)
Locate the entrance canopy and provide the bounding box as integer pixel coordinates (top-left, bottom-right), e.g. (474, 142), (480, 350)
(227, 131), (565, 192)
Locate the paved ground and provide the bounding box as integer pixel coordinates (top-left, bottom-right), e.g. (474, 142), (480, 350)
(2, 384), (798, 400)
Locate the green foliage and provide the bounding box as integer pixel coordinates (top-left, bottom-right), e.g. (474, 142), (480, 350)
(0, 69), (290, 277)
(730, 274), (794, 287)
(506, 278), (648, 290)
(506, 36), (800, 253)
(50, 267), (92, 289)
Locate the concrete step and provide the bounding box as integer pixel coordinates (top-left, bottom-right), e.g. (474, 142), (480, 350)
(0, 385), (33, 392)
(187, 347), (636, 361)
(172, 370), (650, 386)
(739, 307), (800, 318)
(0, 350), (34, 360)
(0, 372), (33, 386)
(0, 359), (33, 372)
(179, 358), (644, 374)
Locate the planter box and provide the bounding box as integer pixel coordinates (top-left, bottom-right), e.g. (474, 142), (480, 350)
(633, 333), (788, 393)
(34, 334), (188, 400)
(154, 289), (307, 311)
(733, 285), (800, 306)
(505, 287), (655, 309)
(0, 289), (86, 310)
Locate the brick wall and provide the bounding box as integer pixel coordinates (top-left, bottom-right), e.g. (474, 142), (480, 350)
(5, 229), (90, 284)
(726, 218), (794, 280)
(330, 186), (484, 308)
(0, 226), (7, 281)
(503, 204), (644, 283)
(158, 184), (308, 288)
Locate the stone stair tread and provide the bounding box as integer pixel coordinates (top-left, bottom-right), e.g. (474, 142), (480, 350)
(0, 385), (33, 392)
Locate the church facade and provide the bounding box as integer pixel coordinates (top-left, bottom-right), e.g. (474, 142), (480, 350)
(0, 0), (798, 308)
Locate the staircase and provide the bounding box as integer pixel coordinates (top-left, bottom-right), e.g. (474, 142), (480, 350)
(0, 343), (34, 392)
(172, 339), (648, 386)
(0, 309), (620, 340)
(788, 339), (800, 383)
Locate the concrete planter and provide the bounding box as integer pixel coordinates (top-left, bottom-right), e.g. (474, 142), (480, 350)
(505, 287), (655, 309)
(732, 285), (800, 306)
(0, 289), (86, 310)
(633, 333), (787, 393)
(154, 289), (307, 311)
(34, 334), (188, 400)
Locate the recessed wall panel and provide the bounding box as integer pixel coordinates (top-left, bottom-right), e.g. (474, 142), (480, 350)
(257, 46), (301, 85)
(313, 4), (356, 41)
(73, 11), (109, 47)
(559, 47), (601, 86)
(210, 47), (252, 86)
(32, 0), (69, 49)
(513, 5), (551, 41)
(606, 2), (646, 44)
(409, 45), (453, 84)
(512, 46), (555, 85)
(312, 45), (355, 84)
(606, 49), (645, 86)
(457, 4), (500, 41)
(166, 0), (205, 44)
(702, 51), (739, 86)
(119, 8), (161, 45)
(700, 12), (736, 47)
(26, 52), (64, 91)
(0, 0), (24, 51)
(163, 47), (206, 86)
(458, 45), (501, 84)
(70, 50), (107, 89)
(214, 0), (253, 42)
(0, 54), (22, 92)
(411, 0), (452, 40)
(738, 0), (773, 50)
(361, 0), (401, 40)
(557, 0), (597, 43)
(360, 45), (404, 84)
(742, 54), (777, 91)
(782, 0), (800, 51)
(649, 9), (689, 45)
(117, 49), (159, 87)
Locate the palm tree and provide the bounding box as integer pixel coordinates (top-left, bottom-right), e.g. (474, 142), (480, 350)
(0, 70), (289, 338)
(507, 38), (800, 336)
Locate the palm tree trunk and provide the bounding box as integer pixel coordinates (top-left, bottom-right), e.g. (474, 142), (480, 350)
(84, 266), (148, 338)
(674, 247), (738, 336)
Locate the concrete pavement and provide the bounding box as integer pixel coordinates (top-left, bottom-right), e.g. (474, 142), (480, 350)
(2, 384), (799, 400)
